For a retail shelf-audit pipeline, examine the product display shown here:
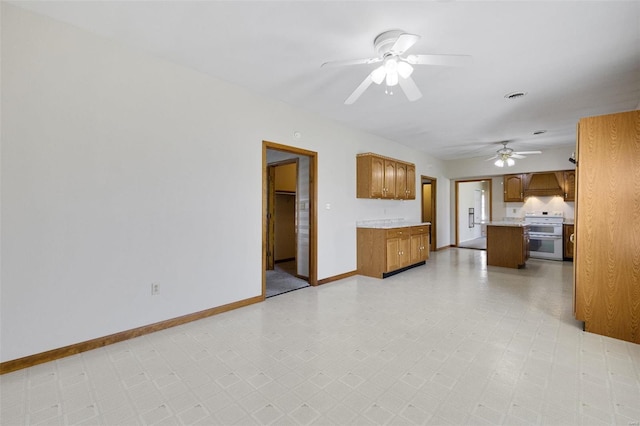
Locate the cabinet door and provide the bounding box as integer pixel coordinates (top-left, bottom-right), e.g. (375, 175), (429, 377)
(386, 238), (401, 272)
(504, 174), (524, 202)
(405, 163), (416, 199)
(369, 155), (385, 198)
(410, 228), (429, 263)
(420, 234), (429, 261)
(563, 170), (575, 201)
(383, 160), (396, 198)
(410, 234), (422, 264)
(563, 224), (574, 259)
(399, 236), (411, 267)
(395, 162), (407, 199)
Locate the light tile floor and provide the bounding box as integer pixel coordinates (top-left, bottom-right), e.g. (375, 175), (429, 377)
(2, 249), (639, 425)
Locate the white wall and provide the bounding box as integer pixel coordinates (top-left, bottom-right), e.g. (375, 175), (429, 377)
(1, 5), (450, 362)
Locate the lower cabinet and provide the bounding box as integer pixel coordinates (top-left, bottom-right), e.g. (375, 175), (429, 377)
(563, 224), (574, 260)
(357, 225), (430, 278)
(410, 226), (430, 264)
(385, 231), (410, 272)
(487, 225), (529, 269)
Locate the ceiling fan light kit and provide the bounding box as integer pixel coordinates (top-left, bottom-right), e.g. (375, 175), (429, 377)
(494, 157), (515, 167)
(322, 29), (471, 105)
(488, 141), (542, 167)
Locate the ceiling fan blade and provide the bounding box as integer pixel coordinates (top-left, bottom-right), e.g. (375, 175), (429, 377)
(398, 75), (422, 102)
(511, 154), (526, 159)
(344, 74), (374, 105)
(486, 155), (499, 161)
(391, 33), (420, 55)
(321, 57), (382, 68)
(513, 151), (542, 155)
(406, 54), (472, 67)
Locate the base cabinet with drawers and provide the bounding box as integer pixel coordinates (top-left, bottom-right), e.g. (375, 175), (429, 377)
(357, 225), (430, 278)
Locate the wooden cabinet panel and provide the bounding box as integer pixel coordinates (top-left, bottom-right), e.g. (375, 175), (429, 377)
(563, 170), (576, 201)
(356, 153), (415, 200)
(574, 110), (640, 344)
(357, 225), (430, 278)
(386, 238), (401, 272)
(357, 154), (384, 198)
(395, 162), (406, 199)
(487, 225), (528, 268)
(503, 174), (525, 202)
(405, 163), (416, 199)
(386, 236), (410, 272)
(410, 233), (429, 264)
(383, 159), (396, 199)
(563, 224), (574, 260)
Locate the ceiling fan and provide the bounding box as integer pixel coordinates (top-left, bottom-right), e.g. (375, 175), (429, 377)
(487, 142), (542, 167)
(322, 30), (471, 105)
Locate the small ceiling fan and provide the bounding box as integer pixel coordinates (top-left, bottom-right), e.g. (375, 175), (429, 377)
(487, 142), (542, 167)
(322, 30), (471, 104)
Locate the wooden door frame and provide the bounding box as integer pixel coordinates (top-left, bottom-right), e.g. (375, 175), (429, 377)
(266, 165), (276, 270)
(454, 179), (493, 247)
(421, 175), (437, 251)
(263, 141), (317, 298)
(267, 159), (299, 273)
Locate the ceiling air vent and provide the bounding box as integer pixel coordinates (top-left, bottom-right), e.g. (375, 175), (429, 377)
(504, 91), (527, 99)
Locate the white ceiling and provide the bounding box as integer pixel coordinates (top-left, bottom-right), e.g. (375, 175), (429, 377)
(13, 1), (640, 160)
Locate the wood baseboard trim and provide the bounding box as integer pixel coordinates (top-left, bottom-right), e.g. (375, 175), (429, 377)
(317, 270), (357, 285)
(0, 295), (264, 375)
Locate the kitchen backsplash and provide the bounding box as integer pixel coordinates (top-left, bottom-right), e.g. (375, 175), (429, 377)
(506, 197), (575, 220)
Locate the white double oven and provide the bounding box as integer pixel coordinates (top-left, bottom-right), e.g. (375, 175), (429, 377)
(523, 212), (564, 260)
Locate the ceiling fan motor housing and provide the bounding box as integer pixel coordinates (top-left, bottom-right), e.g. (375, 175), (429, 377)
(374, 30), (406, 55)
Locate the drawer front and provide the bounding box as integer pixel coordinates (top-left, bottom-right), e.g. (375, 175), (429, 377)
(411, 226), (428, 235)
(386, 229), (408, 239)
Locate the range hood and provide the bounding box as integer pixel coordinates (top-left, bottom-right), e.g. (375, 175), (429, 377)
(524, 172), (564, 197)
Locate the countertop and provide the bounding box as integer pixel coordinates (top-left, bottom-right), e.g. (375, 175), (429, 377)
(357, 220), (431, 229)
(484, 221), (529, 227)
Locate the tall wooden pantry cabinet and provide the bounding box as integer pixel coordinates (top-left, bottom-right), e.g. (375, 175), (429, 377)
(573, 109), (640, 344)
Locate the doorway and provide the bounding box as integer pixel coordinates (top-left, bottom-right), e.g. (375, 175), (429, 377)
(421, 176), (437, 251)
(455, 179), (492, 249)
(263, 141), (317, 298)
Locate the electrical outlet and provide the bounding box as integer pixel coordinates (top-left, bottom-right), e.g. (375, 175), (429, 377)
(151, 283), (160, 296)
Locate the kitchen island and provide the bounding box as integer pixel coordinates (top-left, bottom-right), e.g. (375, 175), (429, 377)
(486, 222), (530, 269)
(357, 220), (431, 278)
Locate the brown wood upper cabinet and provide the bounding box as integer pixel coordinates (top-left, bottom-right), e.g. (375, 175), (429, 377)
(503, 174), (526, 202)
(562, 170), (575, 201)
(357, 153), (416, 199)
(504, 170), (576, 202)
